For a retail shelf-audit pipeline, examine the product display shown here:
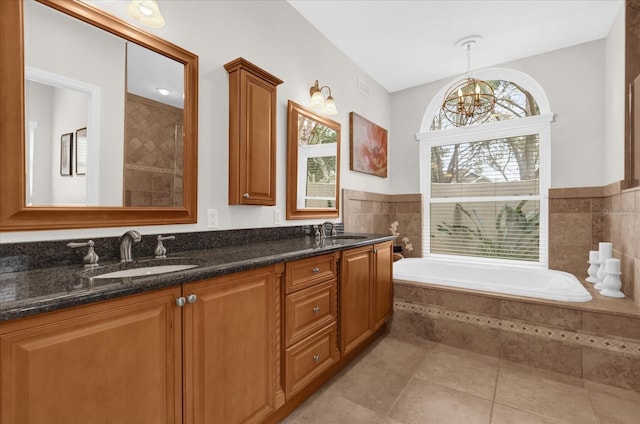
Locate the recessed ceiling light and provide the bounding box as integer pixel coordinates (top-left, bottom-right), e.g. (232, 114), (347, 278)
(156, 88), (171, 96)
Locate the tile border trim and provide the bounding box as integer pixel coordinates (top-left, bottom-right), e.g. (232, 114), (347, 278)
(394, 300), (640, 357)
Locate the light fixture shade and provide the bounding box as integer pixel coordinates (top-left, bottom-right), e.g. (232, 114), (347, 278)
(126, 0), (165, 28)
(310, 89), (325, 108)
(322, 96), (338, 116)
(441, 78), (496, 127)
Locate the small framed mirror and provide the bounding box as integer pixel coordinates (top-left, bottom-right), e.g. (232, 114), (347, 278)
(286, 100), (340, 219)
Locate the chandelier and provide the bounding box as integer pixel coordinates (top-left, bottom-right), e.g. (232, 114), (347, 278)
(441, 36), (496, 127)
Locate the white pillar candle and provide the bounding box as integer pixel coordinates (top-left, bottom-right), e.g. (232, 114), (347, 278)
(589, 250), (600, 263)
(605, 258), (621, 274)
(599, 242), (613, 262)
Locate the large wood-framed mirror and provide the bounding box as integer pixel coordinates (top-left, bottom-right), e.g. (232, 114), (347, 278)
(0, 0), (198, 231)
(286, 100), (340, 219)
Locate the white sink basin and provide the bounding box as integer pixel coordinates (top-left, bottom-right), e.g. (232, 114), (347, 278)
(92, 264), (198, 279)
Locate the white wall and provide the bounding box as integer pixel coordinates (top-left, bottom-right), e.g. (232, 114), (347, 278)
(25, 81), (54, 205)
(2, 0), (391, 242)
(390, 39), (611, 194)
(604, 4), (626, 185)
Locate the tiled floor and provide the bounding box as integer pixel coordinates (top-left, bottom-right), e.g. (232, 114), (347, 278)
(280, 334), (640, 424)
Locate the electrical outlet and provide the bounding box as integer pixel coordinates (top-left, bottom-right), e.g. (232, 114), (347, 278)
(273, 209), (282, 226)
(207, 209), (218, 228)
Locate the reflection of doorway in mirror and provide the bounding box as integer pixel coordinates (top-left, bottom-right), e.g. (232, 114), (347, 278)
(24, 67), (101, 206)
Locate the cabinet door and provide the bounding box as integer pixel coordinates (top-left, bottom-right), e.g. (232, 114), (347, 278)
(183, 266), (283, 424)
(238, 70), (277, 205)
(373, 241), (393, 329)
(0, 287), (182, 424)
(340, 246), (373, 355)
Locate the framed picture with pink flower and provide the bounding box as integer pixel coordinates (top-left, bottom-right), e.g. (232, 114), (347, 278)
(349, 112), (388, 178)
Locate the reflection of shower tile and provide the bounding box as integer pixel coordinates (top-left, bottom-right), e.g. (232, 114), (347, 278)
(130, 190), (152, 207)
(152, 173), (173, 193)
(125, 169), (152, 192)
(152, 191), (172, 207)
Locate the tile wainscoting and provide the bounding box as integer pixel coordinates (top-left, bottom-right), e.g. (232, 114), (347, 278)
(342, 189), (422, 258)
(550, 183), (640, 306)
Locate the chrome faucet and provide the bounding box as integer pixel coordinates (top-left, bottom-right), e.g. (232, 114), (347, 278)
(119, 230), (142, 262)
(320, 221), (336, 239)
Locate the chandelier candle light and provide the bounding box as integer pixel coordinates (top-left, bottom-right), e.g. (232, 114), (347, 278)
(441, 36), (496, 127)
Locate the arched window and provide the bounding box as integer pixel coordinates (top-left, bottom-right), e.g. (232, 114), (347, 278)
(417, 68), (553, 266)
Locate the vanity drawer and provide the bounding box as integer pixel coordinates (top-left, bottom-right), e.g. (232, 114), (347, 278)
(285, 323), (339, 399)
(285, 279), (337, 347)
(285, 253), (338, 294)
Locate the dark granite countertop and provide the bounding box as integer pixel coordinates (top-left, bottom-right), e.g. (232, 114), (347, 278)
(0, 233), (393, 322)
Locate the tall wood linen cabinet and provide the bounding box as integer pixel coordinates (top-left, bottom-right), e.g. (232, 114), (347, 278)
(225, 58), (283, 206)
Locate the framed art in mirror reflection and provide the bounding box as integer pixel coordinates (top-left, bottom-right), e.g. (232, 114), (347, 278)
(60, 132), (73, 176)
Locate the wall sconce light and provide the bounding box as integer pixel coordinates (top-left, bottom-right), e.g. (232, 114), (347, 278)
(126, 0), (166, 28)
(309, 80), (338, 116)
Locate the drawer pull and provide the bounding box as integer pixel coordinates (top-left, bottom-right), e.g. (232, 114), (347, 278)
(312, 306), (321, 313)
(313, 355), (321, 362)
(312, 267), (320, 273)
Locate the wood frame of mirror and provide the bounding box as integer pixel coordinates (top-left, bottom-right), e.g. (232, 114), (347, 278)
(286, 100), (340, 220)
(0, 0), (198, 231)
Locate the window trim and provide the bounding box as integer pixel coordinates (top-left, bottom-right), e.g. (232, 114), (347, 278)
(418, 113), (553, 267)
(296, 143), (337, 209)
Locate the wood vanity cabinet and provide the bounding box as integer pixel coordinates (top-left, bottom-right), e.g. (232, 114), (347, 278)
(225, 57), (283, 206)
(340, 241), (393, 355)
(283, 253), (340, 399)
(372, 241), (393, 330)
(0, 242), (393, 424)
(182, 265), (284, 424)
(0, 286), (183, 424)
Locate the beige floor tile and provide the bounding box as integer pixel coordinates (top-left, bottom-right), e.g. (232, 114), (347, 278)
(413, 343), (499, 400)
(495, 361), (597, 424)
(289, 390), (383, 424)
(388, 377), (492, 424)
(490, 404), (562, 424)
(585, 380), (640, 424)
(324, 336), (427, 414)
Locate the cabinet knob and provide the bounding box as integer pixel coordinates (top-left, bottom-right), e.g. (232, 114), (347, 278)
(373, 248), (378, 254)
(243, 193), (250, 199)
(313, 355), (321, 362)
(176, 297), (186, 307)
(187, 294), (197, 304)
(312, 306), (321, 313)
(312, 267), (320, 273)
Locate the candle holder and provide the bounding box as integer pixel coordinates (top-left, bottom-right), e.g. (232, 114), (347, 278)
(600, 258), (625, 299)
(585, 250), (599, 284)
(594, 242), (613, 291)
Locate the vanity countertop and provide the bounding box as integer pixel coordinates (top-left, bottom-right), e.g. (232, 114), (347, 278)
(0, 233), (393, 322)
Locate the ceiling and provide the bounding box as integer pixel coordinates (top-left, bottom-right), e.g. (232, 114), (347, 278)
(287, 0), (624, 93)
